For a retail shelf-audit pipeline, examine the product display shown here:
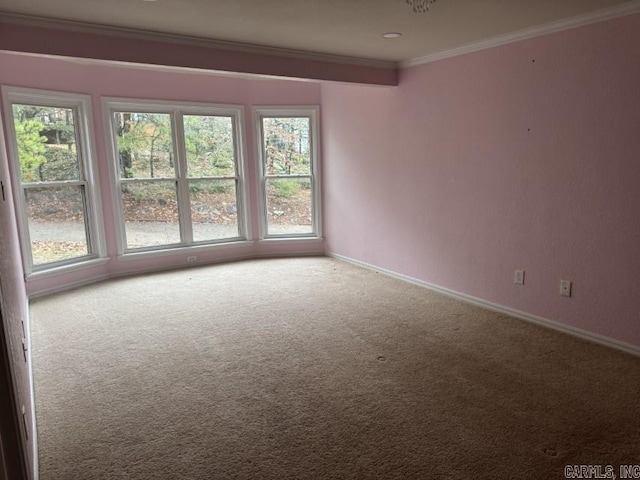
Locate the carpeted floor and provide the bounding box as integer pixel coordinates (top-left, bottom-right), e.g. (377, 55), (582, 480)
(30, 257), (640, 479)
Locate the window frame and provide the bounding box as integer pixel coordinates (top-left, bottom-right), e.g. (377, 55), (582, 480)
(1, 87), (106, 279)
(254, 106), (322, 240)
(103, 98), (250, 257)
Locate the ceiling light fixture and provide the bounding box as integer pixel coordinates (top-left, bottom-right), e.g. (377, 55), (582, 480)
(406, 0), (437, 13)
(382, 32), (402, 39)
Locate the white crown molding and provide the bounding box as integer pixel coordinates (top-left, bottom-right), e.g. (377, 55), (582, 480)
(0, 11), (396, 70)
(329, 252), (640, 358)
(401, 0), (640, 68)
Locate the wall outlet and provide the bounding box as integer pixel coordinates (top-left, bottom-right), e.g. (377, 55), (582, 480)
(514, 270), (525, 285)
(187, 255), (197, 263)
(560, 279), (572, 297)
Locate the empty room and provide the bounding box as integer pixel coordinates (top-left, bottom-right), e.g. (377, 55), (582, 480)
(0, 1), (639, 479)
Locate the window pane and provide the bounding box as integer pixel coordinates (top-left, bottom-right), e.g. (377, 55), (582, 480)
(184, 115), (236, 177)
(266, 178), (313, 235)
(262, 117), (310, 175)
(121, 181), (180, 249)
(25, 186), (89, 265)
(113, 112), (175, 179)
(190, 180), (239, 242)
(12, 104), (80, 183)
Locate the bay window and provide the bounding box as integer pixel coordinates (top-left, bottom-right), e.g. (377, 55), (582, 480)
(104, 100), (248, 254)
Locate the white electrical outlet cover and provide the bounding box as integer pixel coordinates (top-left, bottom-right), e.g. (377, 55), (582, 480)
(560, 280), (572, 297)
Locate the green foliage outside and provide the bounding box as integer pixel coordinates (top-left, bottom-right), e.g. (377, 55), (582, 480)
(41, 148), (79, 181)
(114, 112), (173, 179)
(14, 119), (47, 182)
(113, 113), (236, 180)
(263, 117), (310, 176)
(12, 104), (79, 183)
(184, 115), (235, 177)
(271, 180), (300, 198)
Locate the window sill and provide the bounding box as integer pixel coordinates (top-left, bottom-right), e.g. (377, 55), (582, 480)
(117, 240), (255, 262)
(26, 257), (110, 282)
(259, 236), (324, 243)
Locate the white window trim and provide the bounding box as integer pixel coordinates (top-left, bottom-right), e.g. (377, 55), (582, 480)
(102, 97), (251, 257)
(115, 240), (255, 262)
(1, 86), (107, 278)
(253, 106), (322, 240)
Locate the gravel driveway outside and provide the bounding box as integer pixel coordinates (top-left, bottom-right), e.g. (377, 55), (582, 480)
(29, 221), (312, 249)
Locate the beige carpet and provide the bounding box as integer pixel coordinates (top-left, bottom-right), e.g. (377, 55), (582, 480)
(30, 257), (640, 479)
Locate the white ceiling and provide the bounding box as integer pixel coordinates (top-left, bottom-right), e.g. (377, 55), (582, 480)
(0, 0), (636, 63)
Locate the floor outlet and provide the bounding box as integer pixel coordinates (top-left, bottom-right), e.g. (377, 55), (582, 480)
(514, 270), (525, 285)
(560, 280), (572, 297)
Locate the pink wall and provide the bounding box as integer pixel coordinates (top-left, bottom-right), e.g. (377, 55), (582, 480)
(322, 14), (640, 347)
(2, 13), (639, 349)
(0, 52), (324, 296)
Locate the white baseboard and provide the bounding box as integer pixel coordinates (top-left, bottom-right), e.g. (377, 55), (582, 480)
(27, 273), (111, 300)
(328, 252), (640, 358)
